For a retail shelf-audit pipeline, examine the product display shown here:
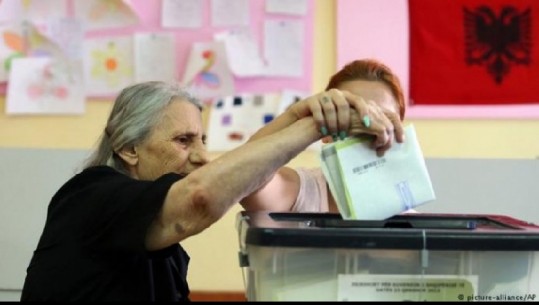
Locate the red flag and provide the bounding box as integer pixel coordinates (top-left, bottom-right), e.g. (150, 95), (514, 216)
(409, 0), (539, 105)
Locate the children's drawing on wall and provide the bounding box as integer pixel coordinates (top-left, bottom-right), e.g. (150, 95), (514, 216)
(73, 0), (139, 31)
(0, 0), (67, 23)
(193, 50), (219, 88)
(0, 21), (67, 82)
(6, 57), (85, 115)
(83, 36), (134, 97)
(182, 41), (234, 100)
(206, 93), (279, 151)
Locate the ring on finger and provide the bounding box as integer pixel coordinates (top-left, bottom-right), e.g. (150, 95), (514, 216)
(361, 115), (371, 128)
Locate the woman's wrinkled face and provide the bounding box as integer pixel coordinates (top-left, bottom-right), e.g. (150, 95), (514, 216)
(127, 98), (209, 181)
(336, 79), (400, 117)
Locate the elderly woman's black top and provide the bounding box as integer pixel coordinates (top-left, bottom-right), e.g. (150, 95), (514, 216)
(21, 166), (190, 302)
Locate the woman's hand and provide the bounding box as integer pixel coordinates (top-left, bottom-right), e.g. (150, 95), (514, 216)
(287, 89), (405, 156)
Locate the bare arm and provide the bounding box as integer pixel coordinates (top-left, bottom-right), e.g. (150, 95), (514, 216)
(145, 117), (321, 250)
(146, 89), (406, 250)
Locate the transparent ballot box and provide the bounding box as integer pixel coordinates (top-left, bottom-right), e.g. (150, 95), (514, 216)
(236, 212), (539, 301)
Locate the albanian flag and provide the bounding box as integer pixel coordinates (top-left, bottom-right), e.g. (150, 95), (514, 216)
(409, 0), (539, 105)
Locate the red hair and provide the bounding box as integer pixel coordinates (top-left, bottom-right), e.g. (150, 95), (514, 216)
(325, 59), (406, 120)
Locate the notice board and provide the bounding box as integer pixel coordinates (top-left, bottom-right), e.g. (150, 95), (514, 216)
(0, 0), (314, 99)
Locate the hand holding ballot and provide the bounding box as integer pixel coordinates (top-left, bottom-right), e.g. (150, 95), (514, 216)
(321, 124), (436, 220)
(284, 89), (405, 157)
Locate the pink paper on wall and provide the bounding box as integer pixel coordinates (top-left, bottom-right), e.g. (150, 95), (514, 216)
(336, 0), (539, 119)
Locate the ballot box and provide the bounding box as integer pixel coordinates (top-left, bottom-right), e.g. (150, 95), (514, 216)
(236, 212), (539, 301)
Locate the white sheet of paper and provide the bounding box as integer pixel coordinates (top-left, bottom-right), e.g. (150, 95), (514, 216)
(134, 32), (177, 83)
(264, 20), (304, 77)
(265, 0), (308, 16)
(6, 57), (85, 115)
(0, 0), (67, 23)
(214, 28), (267, 77)
(46, 18), (84, 60)
(210, 0), (249, 27)
(321, 124), (436, 220)
(161, 0), (203, 28)
(0, 0), (22, 22)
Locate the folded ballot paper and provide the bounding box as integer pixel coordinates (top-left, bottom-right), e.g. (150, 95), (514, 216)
(320, 124), (435, 220)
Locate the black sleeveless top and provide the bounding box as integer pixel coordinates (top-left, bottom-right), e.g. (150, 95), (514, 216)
(21, 166), (190, 301)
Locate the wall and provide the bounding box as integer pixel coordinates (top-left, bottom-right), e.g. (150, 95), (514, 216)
(1, 0), (538, 294)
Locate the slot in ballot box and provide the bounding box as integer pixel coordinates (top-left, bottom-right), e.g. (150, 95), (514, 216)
(236, 212), (539, 301)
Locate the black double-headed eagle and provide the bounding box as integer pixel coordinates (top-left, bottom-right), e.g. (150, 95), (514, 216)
(463, 5), (532, 84)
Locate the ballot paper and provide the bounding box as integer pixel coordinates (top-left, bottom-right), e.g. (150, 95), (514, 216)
(320, 124), (435, 220)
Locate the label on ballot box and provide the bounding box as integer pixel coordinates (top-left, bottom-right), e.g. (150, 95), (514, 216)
(337, 274), (477, 301)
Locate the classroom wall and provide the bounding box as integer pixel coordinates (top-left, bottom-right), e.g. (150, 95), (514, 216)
(1, 0), (538, 293)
